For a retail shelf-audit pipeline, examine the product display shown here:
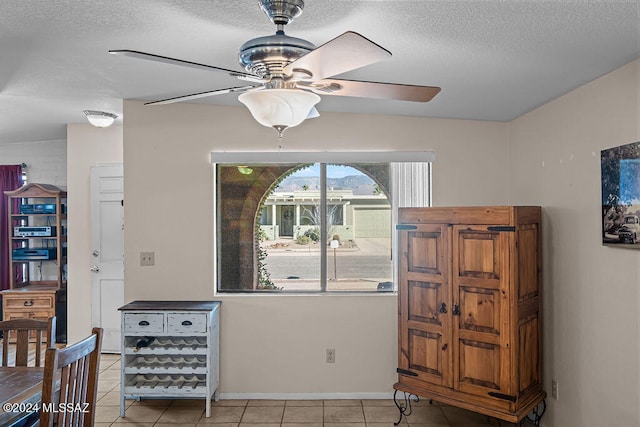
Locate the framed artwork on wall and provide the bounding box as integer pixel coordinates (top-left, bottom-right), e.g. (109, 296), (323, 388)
(601, 141), (640, 247)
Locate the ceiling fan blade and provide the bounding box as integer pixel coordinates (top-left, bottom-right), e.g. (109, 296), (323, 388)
(109, 50), (262, 82)
(300, 79), (441, 102)
(283, 31), (391, 81)
(144, 85), (258, 106)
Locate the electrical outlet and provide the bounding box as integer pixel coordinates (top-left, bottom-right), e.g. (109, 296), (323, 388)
(326, 348), (335, 363)
(551, 379), (558, 399)
(140, 251), (155, 266)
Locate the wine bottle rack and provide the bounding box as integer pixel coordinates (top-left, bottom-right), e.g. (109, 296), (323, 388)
(119, 301), (220, 418)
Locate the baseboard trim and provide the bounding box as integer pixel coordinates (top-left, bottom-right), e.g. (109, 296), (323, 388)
(219, 392), (395, 400)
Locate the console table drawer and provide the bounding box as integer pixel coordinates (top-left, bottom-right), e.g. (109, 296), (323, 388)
(123, 313), (164, 334)
(167, 313), (207, 334)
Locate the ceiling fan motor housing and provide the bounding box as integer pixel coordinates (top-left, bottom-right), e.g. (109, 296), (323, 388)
(258, 0), (305, 26)
(239, 33), (315, 78)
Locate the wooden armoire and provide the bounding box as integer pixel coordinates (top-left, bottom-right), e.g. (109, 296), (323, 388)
(394, 206), (545, 424)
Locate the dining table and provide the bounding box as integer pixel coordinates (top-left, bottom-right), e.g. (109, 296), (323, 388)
(0, 366), (44, 426)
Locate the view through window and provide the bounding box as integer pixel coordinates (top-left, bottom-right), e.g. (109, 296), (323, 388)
(216, 162), (392, 292)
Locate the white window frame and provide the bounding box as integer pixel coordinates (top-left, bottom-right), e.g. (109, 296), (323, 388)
(211, 151), (435, 293)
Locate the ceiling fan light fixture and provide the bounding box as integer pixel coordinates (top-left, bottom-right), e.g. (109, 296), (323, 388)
(238, 89), (320, 134)
(83, 110), (118, 128)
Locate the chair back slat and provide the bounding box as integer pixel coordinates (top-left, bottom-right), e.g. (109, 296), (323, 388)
(0, 317), (55, 367)
(40, 327), (103, 427)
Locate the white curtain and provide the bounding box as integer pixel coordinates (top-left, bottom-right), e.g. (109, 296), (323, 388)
(391, 162), (431, 208)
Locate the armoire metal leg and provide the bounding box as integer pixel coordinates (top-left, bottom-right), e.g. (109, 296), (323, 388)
(393, 389), (419, 425)
(520, 399), (546, 427)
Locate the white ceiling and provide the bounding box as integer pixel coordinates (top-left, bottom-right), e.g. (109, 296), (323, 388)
(1, 0), (638, 144)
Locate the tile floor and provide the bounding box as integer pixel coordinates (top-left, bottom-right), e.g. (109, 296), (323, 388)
(97, 354), (528, 427)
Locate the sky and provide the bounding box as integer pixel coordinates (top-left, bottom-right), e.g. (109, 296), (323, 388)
(293, 164), (364, 179)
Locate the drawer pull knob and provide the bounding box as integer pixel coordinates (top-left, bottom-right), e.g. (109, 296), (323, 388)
(181, 320), (193, 326)
(24, 300), (34, 307)
(138, 320), (150, 326)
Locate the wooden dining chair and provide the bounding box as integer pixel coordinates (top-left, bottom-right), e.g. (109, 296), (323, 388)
(40, 327), (103, 427)
(0, 317), (56, 367)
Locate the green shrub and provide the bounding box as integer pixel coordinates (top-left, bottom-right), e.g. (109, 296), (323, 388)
(296, 235), (311, 245)
(304, 227), (320, 242)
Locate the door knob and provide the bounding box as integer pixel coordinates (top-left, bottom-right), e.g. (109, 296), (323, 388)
(92, 250), (99, 257)
(90, 265), (100, 272)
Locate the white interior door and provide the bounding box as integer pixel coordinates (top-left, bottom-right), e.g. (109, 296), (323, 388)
(91, 164), (124, 353)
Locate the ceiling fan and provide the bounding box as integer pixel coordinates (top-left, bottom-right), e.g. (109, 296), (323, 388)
(109, 0), (441, 137)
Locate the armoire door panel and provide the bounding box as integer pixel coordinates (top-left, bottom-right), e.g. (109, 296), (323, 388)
(518, 225), (539, 301)
(408, 281), (443, 326)
(457, 230), (502, 280)
(458, 286), (501, 335)
(407, 232), (442, 274)
(518, 314), (541, 393)
(458, 339), (501, 390)
(408, 329), (444, 377)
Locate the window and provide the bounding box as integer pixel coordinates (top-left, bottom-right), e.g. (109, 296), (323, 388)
(212, 152), (433, 293)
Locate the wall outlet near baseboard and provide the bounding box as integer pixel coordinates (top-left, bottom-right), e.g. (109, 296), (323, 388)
(551, 379), (558, 399)
(326, 348), (335, 363)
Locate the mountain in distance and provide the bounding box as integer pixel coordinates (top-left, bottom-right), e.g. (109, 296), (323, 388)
(276, 175), (377, 195)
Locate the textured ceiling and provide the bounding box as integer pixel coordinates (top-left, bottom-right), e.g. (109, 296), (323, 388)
(0, 0), (638, 143)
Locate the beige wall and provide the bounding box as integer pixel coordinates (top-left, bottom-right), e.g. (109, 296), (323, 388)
(66, 124), (123, 343)
(509, 59), (640, 426)
(0, 139), (67, 187)
(122, 99), (510, 396)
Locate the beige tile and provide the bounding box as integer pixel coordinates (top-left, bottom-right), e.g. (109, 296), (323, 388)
(323, 424), (365, 427)
(324, 405), (365, 423)
(106, 360), (122, 370)
(368, 423), (408, 427)
(130, 398), (173, 406)
(198, 406), (244, 423)
(98, 368), (122, 381)
(241, 406), (284, 423)
(97, 379), (120, 393)
(95, 423), (113, 427)
(116, 404), (166, 422)
(324, 399), (362, 406)
(170, 398), (208, 407)
(246, 399), (286, 406)
(237, 424), (279, 427)
(97, 390), (133, 407)
(110, 423), (154, 427)
(364, 405), (408, 423)
(95, 405), (122, 423)
(213, 399), (248, 406)
(197, 423), (237, 427)
(155, 424), (197, 427)
(282, 406), (323, 423)
(281, 423), (323, 427)
(156, 406), (205, 423)
(285, 399), (323, 406)
(362, 399), (398, 407)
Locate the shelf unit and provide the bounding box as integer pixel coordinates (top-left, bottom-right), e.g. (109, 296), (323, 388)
(2, 183), (67, 342)
(4, 183), (67, 288)
(119, 301), (221, 419)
